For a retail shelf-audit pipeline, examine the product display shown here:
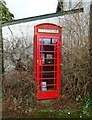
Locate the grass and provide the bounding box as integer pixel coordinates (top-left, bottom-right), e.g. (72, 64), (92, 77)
(34, 110), (91, 118)
(21, 108), (92, 118)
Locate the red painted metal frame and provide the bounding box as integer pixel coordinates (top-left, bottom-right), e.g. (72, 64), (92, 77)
(34, 23), (62, 100)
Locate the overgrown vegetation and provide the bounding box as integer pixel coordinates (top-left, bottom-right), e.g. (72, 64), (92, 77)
(2, 3), (92, 119)
(60, 12), (91, 100)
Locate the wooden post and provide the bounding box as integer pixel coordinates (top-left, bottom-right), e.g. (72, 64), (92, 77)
(0, 26), (4, 74)
(89, 2), (92, 115)
(0, 27), (2, 74)
(0, 4), (4, 74)
(90, 2), (92, 72)
(0, 2), (2, 74)
(0, 2), (2, 119)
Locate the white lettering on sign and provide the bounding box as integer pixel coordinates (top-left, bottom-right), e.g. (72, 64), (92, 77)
(38, 29), (59, 33)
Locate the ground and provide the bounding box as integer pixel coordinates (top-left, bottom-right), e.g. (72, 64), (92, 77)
(1, 70), (91, 118)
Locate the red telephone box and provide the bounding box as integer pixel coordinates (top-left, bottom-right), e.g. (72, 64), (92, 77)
(34, 23), (62, 100)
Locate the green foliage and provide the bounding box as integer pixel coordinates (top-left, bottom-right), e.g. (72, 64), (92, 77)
(33, 109), (91, 118)
(0, 0), (14, 23)
(13, 97), (19, 110)
(28, 108), (33, 113)
(82, 98), (92, 116)
(76, 95), (82, 102)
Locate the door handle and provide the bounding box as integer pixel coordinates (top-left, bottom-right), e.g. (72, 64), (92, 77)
(37, 60), (39, 64)
(37, 59), (42, 65)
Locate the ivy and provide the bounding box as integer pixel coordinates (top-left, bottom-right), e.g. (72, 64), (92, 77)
(0, 0), (14, 23)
